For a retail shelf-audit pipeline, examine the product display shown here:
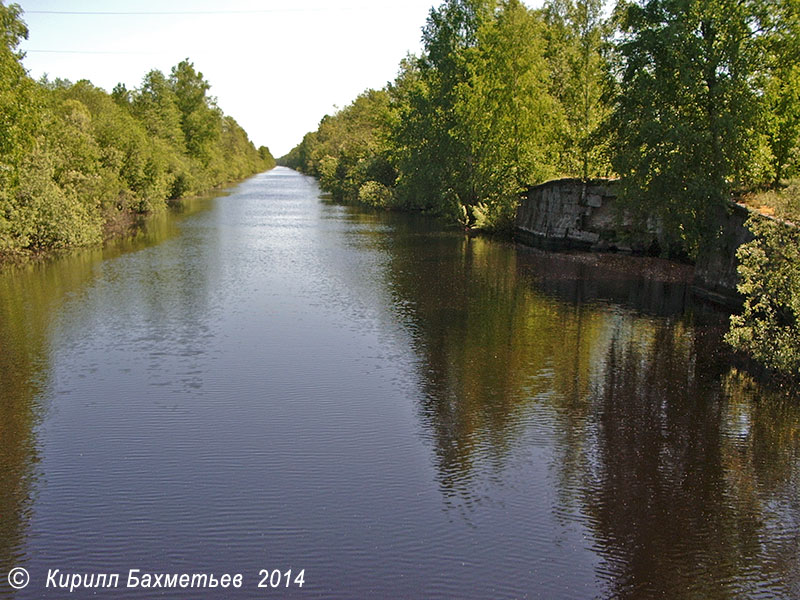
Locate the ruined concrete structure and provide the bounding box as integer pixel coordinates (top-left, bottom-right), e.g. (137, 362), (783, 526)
(514, 178), (754, 306)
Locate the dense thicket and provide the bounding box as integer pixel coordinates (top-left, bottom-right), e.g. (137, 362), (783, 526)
(0, 2), (274, 255)
(726, 191), (800, 380)
(727, 215), (800, 378)
(282, 0), (800, 378)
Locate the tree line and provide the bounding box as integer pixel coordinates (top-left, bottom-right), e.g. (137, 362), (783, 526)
(0, 2), (274, 255)
(283, 0), (611, 231)
(282, 0), (800, 380)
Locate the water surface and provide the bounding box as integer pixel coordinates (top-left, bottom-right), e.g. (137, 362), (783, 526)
(1, 167), (798, 598)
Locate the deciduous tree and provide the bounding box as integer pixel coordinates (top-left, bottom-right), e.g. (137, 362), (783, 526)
(608, 0), (768, 255)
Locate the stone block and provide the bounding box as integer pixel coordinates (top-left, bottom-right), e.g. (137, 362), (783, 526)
(585, 194), (602, 208)
(566, 229), (600, 243)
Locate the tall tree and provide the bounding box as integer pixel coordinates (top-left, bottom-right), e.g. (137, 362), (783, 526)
(0, 2), (41, 251)
(456, 0), (560, 228)
(169, 59), (221, 164)
(392, 0), (489, 218)
(544, 0), (610, 179)
(608, 0), (768, 254)
(132, 69), (185, 150)
(0, 2), (37, 184)
(761, 1), (800, 184)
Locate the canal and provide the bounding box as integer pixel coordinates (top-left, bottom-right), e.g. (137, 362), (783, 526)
(1, 167), (798, 598)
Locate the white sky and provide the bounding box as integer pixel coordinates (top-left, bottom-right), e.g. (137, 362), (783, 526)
(18, 0), (543, 157)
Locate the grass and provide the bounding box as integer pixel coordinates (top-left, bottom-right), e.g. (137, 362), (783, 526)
(738, 180), (800, 223)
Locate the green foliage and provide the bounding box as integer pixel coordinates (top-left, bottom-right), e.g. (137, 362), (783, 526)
(759, 0), (800, 185)
(169, 60), (221, 165)
(726, 215), (800, 379)
(0, 2), (38, 187)
(283, 0), (611, 230)
(358, 181), (395, 208)
(15, 139), (103, 249)
(543, 0), (611, 179)
(0, 2), (42, 252)
(131, 70), (185, 150)
(456, 0), (560, 231)
(764, 64), (800, 185)
(0, 5), (272, 257)
(281, 89), (397, 207)
(608, 0), (772, 255)
(258, 146), (276, 169)
(392, 0), (486, 218)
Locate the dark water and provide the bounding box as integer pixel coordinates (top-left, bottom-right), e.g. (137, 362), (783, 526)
(1, 167), (799, 599)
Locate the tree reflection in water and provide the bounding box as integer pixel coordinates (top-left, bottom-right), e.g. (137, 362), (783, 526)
(379, 225), (800, 597)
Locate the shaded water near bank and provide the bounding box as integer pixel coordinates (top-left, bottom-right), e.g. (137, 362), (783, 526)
(1, 167), (798, 599)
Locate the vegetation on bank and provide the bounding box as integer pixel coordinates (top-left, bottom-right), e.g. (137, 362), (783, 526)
(282, 0), (800, 381)
(727, 185), (800, 378)
(0, 2), (274, 256)
(282, 0), (609, 231)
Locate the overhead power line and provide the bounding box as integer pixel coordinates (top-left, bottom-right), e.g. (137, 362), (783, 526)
(25, 49), (160, 54)
(25, 8), (367, 15)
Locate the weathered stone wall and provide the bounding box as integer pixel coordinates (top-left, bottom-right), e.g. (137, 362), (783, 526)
(514, 178), (756, 306)
(692, 202), (753, 307)
(514, 178), (619, 250)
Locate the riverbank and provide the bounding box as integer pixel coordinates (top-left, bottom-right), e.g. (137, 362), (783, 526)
(297, 165), (800, 385)
(1, 14), (274, 261)
(0, 170), (273, 268)
(513, 177), (757, 308)
(514, 177), (800, 382)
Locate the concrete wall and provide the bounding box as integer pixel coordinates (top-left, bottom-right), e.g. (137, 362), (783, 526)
(692, 202), (753, 307)
(514, 178), (618, 250)
(514, 178), (756, 306)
